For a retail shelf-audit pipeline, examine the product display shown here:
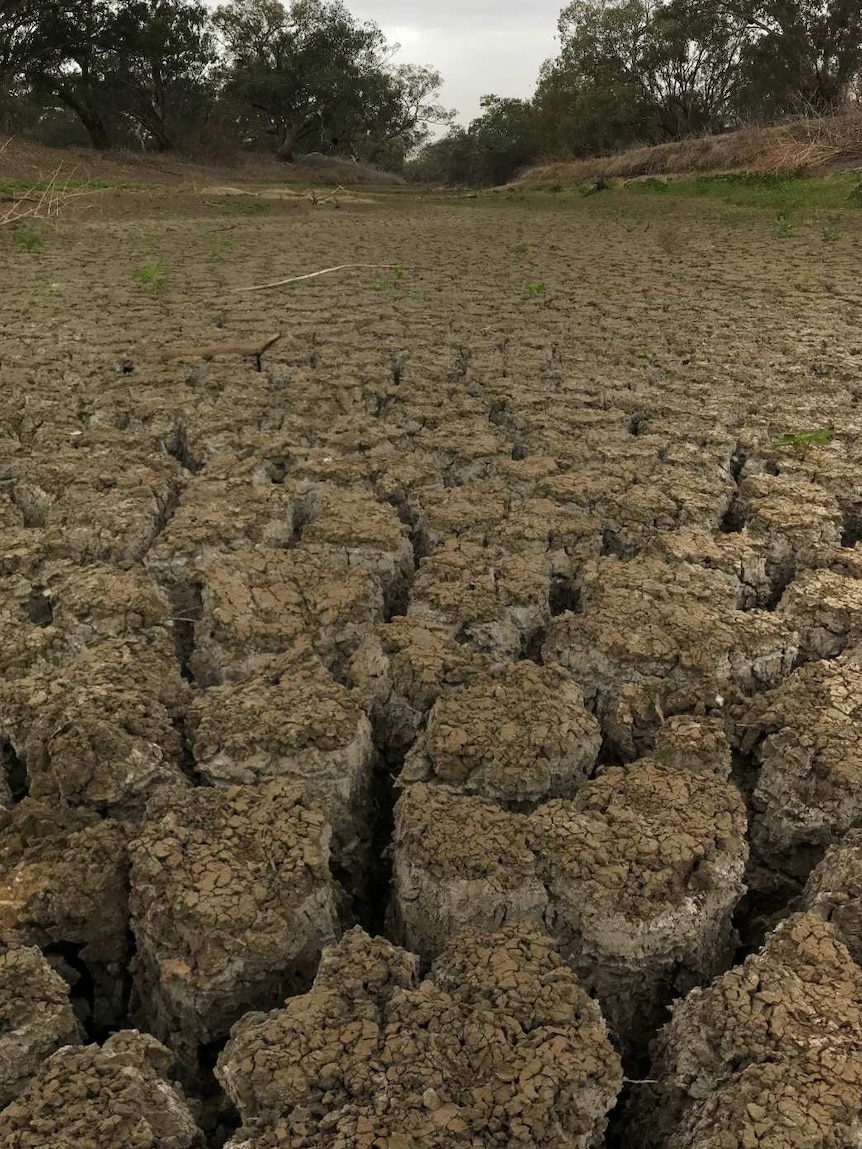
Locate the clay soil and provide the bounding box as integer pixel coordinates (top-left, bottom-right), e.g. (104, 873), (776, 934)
(1, 175), (862, 1148)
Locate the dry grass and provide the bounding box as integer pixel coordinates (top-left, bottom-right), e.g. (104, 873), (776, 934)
(0, 137), (404, 189)
(0, 144), (98, 227)
(517, 109), (862, 187)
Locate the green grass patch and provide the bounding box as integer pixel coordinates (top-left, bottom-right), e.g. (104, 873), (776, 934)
(624, 171), (861, 212)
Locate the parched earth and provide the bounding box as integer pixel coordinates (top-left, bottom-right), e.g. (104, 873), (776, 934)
(1, 182), (862, 1147)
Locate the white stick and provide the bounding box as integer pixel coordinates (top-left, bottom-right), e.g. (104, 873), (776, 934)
(233, 263), (405, 293)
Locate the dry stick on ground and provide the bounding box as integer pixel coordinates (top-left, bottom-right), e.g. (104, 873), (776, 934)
(233, 263), (406, 293)
(158, 332), (282, 370)
(0, 158), (96, 229)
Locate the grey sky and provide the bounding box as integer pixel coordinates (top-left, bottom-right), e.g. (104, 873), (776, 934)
(350, 0), (564, 123)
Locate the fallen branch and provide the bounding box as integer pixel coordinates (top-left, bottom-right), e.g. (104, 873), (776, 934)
(233, 263), (405, 293)
(158, 331), (281, 371)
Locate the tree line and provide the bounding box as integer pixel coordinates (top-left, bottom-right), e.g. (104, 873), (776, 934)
(2, 0), (860, 177)
(0, 0), (454, 164)
(412, 0), (862, 185)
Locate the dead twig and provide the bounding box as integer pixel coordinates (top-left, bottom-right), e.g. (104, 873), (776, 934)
(233, 263), (405, 293)
(158, 331), (281, 371)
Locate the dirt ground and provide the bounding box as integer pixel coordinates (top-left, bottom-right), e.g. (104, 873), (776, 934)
(1, 173), (862, 1147)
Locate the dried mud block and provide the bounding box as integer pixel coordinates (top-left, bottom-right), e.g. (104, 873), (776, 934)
(777, 568), (862, 661)
(802, 829), (862, 964)
(392, 784), (548, 958)
(189, 644), (374, 878)
(498, 497), (604, 580)
(0, 563), (174, 686)
(653, 715), (732, 777)
(408, 541), (550, 660)
(419, 481), (511, 551)
(393, 763), (747, 1052)
(413, 418), (508, 485)
(298, 487), (414, 606)
(7, 451), (182, 563)
(543, 556), (798, 759)
(191, 547), (384, 686)
(739, 654), (862, 881)
(529, 760), (747, 1048)
(217, 923), (622, 1149)
(0, 800), (129, 1030)
(345, 618), (490, 755)
(420, 485), (602, 582)
(401, 662), (601, 804)
(649, 527), (771, 609)
(738, 474), (843, 592)
(0, 935), (82, 1108)
(0, 1029), (203, 1148)
(129, 780), (341, 1052)
(145, 475), (296, 610)
(642, 914), (862, 1149)
(0, 637), (189, 819)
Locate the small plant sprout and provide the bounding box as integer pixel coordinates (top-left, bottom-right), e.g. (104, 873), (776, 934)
(773, 213), (794, 238)
(13, 229), (43, 252)
(133, 257), (168, 295)
(772, 428), (834, 459)
(372, 266), (406, 292)
(208, 234), (235, 262)
(523, 281), (547, 296)
(512, 243), (529, 256)
(822, 224), (840, 242)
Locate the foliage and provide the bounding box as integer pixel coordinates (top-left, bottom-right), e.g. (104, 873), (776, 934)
(133, 255), (168, 292)
(407, 96), (536, 185)
(772, 427), (834, 457)
(12, 225), (41, 248)
(212, 0), (451, 163)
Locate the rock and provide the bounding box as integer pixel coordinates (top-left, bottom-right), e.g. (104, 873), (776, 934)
(129, 779), (341, 1055)
(400, 661), (601, 804)
(0, 934), (81, 1107)
(190, 547), (384, 685)
(217, 923), (622, 1149)
(641, 914), (862, 1149)
(0, 1029), (204, 1148)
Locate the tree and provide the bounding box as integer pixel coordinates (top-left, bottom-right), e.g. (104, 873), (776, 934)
(408, 95), (537, 185)
(535, 0), (750, 155)
(27, 0), (117, 149)
(725, 0), (862, 114)
(213, 0), (391, 161)
(103, 0), (214, 150)
(0, 0), (39, 132)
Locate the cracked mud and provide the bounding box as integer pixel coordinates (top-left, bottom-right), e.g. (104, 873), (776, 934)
(1, 185), (861, 1147)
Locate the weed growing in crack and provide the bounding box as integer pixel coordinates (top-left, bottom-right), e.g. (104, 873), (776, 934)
(773, 213), (794, 238)
(772, 428), (833, 459)
(208, 234), (235, 262)
(523, 280), (547, 296)
(13, 229), (43, 252)
(373, 266), (405, 292)
(822, 224), (841, 242)
(134, 257), (169, 295)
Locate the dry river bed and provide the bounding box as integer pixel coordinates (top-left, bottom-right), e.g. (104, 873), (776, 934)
(0, 184), (861, 1147)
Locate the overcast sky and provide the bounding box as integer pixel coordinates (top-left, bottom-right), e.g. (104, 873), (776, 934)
(350, 0), (564, 124)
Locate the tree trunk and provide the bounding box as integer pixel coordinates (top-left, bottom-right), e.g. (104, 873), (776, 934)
(58, 89), (112, 150)
(275, 120), (308, 162)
